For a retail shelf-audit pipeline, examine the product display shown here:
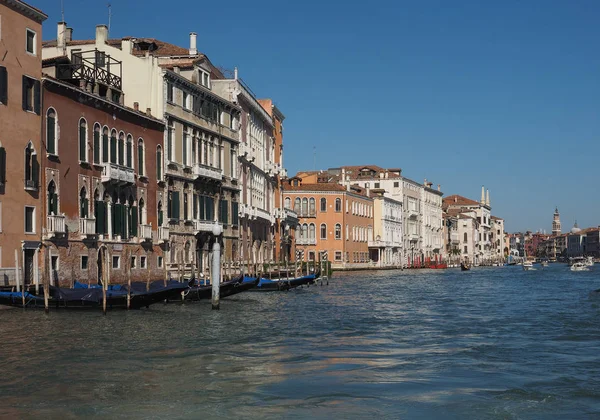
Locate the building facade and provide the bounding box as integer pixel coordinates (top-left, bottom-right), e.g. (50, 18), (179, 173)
(0, 0), (47, 285)
(368, 191), (403, 267)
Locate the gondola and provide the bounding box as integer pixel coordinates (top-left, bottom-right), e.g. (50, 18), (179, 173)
(460, 262), (470, 271)
(248, 269), (319, 292)
(182, 275), (259, 301)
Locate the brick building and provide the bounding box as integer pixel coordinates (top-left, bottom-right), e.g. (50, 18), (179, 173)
(40, 54), (166, 286)
(0, 0), (47, 285)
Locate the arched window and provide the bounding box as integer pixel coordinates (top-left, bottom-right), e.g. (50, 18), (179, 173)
(320, 223), (327, 240)
(320, 197), (327, 212)
(139, 197), (146, 224)
(301, 198), (308, 216)
(138, 138), (145, 177)
(79, 187), (88, 218)
(47, 180), (58, 215)
(79, 118), (87, 162)
(24, 142), (39, 190)
(284, 197), (291, 209)
(46, 108), (57, 155)
(157, 200), (164, 226)
(294, 198), (300, 214)
(464, 232), (468, 243)
(102, 127), (109, 163)
(110, 129), (117, 164)
(302, 223), (308, 239)
(335, 224), (342, 240)
(156, 145), (163, 181)
(126, 135), (133, 168)
(309, 223), (315, 240)
(93, 123), (101, 164)
(335, 198), (341, 212)
(184, 241), (191, 263)
(309, 197), (315, 216)
(118, 132), (125, 166)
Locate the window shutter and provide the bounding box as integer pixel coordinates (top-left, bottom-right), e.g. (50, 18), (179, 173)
(232, 202), (238, 226)
(158, 209), (163, 226)
(118, 139), (124, 166)
(131, 206), (138, 236)
(52, 193), (58, 215)
(156, 149), (162, 180)
(193, 194), (198, 219)
(31, 155), (39, 187)
(110, 136), (117, 164)
(79, 124), (86, 161)
(0, 147), (6, 183)
(34, 80), (41, 115)
(0, 66), (7, 104)
(207, 197), (214, 221)
(173, 191), (180, 220)
(47, 115), (55, 154)
(94, 130), (100, 164)
(22, 76), (27, 111)
(102, 134), (109, 163)
(127, 141), (132, 168)
(121, 205), (128, 239)
(199, 195), (205, 220)
(138, 143), (143, 176)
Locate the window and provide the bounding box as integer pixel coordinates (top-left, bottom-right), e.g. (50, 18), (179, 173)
(231, 202), (239, 226)
(112, 255), (120, 269)
(301, 198), (308, 216)
(294, 198), (300, 214)
(167, 122), (174, 161)
(309, 197), (315, 216)
(156, 146), (163, 181)
(24, 142), (39, 190)
(335, 198), (341, 212)
(0, 66), (7, 105)
(320, 223), (327, 240)
(22, 76), (40, 114)
(138, 138), (145, 176)
(394, 182), (399, 188)
(116, 132), (124, 166)
(81, 255), (88, 270)
(220, 200), (229, 225)
(25, 206), (35, 233)
(335, 223), (342, 240)
(182, 129), (188, 166)
(183, 193), (189, 220)
(78, 118), (87, 162)
(320, 197), (327, 212)
(335, 251), (342, 261)
(92, 124), (100, 164)
(110, 129), (117, 164)
(374, 183), (380, 188)
(309, 223), (315, 240)
(157, 256), (164, 268)
(464, 246), (468, 254)
(130, 256), (137, 269)
(140, 256), (147, 269)
(167, 82), (173, 102)
(0, 146), (6, 185)
(284, 197), (291, 209)
(26, 29), (36, 55)
(45, 108), (58, 154)
(79, 187), (88, 218)
(183, 91), (189, 109)
(126, 135), (133, 168)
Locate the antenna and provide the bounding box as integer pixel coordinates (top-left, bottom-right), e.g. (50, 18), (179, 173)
(107, 3), (112, 36)
(60, 0), (65, 22)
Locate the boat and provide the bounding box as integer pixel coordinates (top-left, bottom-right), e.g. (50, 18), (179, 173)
(460, 262), (470, 271)
(247, 270), (319, 292)
(569, 256), (594, 267)
(183, 275), (259, 301)
(0, 291), (45, 308)
(541, 260), (549, 267)
(522, 261), (535, 271)
(571, 262), (590, 272)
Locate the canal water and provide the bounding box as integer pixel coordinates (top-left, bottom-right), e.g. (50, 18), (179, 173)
(1, 264), (600, 419)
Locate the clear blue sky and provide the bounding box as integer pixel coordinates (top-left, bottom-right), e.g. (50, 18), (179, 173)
(36, 0), (600, 233)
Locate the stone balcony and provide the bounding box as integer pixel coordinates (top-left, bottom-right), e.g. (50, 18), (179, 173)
(101, 163), (134, 184)
(46, 215), (66, 238)
(238, 142), (254, 162)
(408, 232), (420, 242)
(296, 237), (316, 246)
(138, 224), (152, 241)
(79, 218), (96, 238)
(275, 207), (298, 223)
(255, 207), (274, 224)
(407, 209), (419, 219)
(368, 239), (397, 248)
(157, 226), (170, 243)
(193, 163), (223, 182)
(194, 219), (223, 233)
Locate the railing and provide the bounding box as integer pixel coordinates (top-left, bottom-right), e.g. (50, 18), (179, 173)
(296, 237), (316, 245)
(193, 163), (223, 181)
(47, 215), (66, 236)
(158, 226), (170, 242)
(79, 218), (96, 237)
(194, 219), (223, 232)
(255, 207), (274, 223)
(275, 207), (298, 221)
(138, 224), (152, 240)
(101, 163), (134, 184)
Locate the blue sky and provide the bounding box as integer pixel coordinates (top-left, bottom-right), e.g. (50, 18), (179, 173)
(36, 0), (600, 233)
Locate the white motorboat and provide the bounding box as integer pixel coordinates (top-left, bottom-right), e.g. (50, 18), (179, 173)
(571, 262), (590, 272)
(523, 261), (536, 271)
(541, 260), (549, 267)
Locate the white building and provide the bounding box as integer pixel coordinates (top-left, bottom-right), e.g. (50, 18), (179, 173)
(368, 191), (403, 267)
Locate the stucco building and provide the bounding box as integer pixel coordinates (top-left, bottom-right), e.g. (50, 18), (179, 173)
(0, 0), (47, 285)
(369, 190), (403, 267)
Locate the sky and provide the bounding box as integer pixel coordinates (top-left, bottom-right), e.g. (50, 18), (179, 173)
(34, 0), (600, 233)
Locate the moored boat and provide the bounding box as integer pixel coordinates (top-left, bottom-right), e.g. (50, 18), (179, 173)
(460, 262), (470, 271)
(183, 275), (258, 301)
(248, 272), (319, 292)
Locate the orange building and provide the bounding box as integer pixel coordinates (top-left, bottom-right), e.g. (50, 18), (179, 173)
(282, 178), (373, 269)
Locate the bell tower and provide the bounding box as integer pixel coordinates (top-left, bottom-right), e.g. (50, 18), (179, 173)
(552, 207), (561, 236)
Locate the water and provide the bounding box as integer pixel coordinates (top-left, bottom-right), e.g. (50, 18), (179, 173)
(1, 264), (600, 419)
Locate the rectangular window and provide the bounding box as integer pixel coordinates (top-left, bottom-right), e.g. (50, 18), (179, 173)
(394, 182), (399, 188)
(157, 256), (163, 268)
(51, 255), (59, 272)
(232, 202), (239, 226)
(130, 256), (136, 269)
(182, 91), (188, 109)
(25, 206), (35, 233)
(81, 255), (88, 270)
(140, 256), (147, 269)
(220, 200), (229, 225)
(26, 29), (36, 55)
(112, 255), (120, 269)
(374, 183), (380, 188)
(22, 76), (39, 114)
(167, 82), (173, 102)
(335, 251), (342, 261)
(0, 66), (7, 105)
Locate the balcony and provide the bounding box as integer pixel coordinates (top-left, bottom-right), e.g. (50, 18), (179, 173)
(408, 232), (420, 242)
(193, 163), (223, 182)
(368, 240), (395, 248)
(157, 226), (170, 243)
(275, 208), (298, 223)
(79, 218), (96, 238)
(194, 219), (223, 233)
(101, 163), (134, 184)
(138, 224), (152, 241)
(297, 237), (316, 246)
(46, 215), (66, 238)
(407, 209), (419, 219)
(238, 143), (254, 162)
(255, 207), (274, 223)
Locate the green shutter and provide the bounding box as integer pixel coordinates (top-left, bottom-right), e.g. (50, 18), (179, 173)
(158, 209), (163, 226)
(207, 197), (214, 221)
(22, 76), (28, 111)
(138, 143), (143, 176)
(96, 201), (105, 234)
(110, 135), (117, 164)
(0, 66), (7, 105)
(232, 202), (238, 226)
(118, 139), (124, 166)
(47, 115), (55, 154)
(31, 155), (39, 187)
(127, 141), (132, 168)
(94, 130), (100, 164)
(131, 207), (138, 236)
(156, 149), (161, 180)
(193, 194), (198, 219)
(200, 196), (205, 220)
(33, 80), (40, 115)
(122, 205), (128, 239)
(79, 124), (86, 161)
(0, 147), (6, 183)
(173, 191), (180, 220)
(102, 133), (109, 163)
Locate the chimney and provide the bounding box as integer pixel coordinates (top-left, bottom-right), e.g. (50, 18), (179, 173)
(437, 184), (441, 191)
(424, 178), (427, 186)
(133, 102), (139, 111)
(234, 67), (238, 80)
(96, 25), (108, 45)
(379, 172), (384, 179)
(189, 32), (197, 55)
(146, 107), (152, 116)
(385, 170), (389, 179)
(486, 189), (490, 207)
(57, 22), (67, 49)
(121, 38), (133, 54)
(454, 196), (457, 203)
(480, 185), (485, 205)
(65, 27), (73, 43)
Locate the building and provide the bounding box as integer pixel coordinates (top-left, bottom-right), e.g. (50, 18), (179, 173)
(421, 181), (444, 263)
(212, 72), (278, 265)
(258, 99), (298, 263)
(43, 26), (243, 277)
(585, 228), (600, 258)
(490, 216), (505, 260)
(369, 190), (403, 267)
(552, 207), (561, 235)
(0, 0), (47, 285)
(40, 55), (166, 285)
(567, 223), (586, 257)
(282, 178), (373, 269)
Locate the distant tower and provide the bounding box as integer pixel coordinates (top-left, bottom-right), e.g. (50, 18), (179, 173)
(552, 207), (561, 236)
